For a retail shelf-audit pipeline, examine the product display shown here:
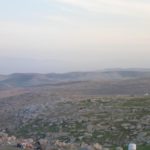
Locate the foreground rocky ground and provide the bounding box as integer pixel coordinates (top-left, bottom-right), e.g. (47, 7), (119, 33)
(0, 131), (150, 150)
(0, 131), (123, 150)
(0, 96), (150, 149)
(14, 97), (150, 144)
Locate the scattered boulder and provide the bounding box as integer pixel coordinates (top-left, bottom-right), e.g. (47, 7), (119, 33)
(93, 143), (102, 150)
(116, 146), (123, 150)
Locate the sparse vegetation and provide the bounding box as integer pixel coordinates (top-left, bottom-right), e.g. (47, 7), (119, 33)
(0, 71), (150, 149)
(9, 96), (149, 149)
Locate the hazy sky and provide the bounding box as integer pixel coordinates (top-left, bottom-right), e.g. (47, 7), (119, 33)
(0, 0), (150, 73)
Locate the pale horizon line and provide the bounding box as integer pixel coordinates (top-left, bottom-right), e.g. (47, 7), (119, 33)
(1, 67), (150, 75)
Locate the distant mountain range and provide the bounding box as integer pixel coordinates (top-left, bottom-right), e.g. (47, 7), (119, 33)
(0, 69), (150, 88)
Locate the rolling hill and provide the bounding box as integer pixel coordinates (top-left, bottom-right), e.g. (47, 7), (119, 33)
(0, 69), (150, 88)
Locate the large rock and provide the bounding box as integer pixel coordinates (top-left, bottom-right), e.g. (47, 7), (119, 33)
(93, 143), (102, 150)
(116, 146), (123, 150)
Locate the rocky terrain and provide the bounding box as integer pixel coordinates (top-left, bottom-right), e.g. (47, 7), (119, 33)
(0, 96), (150, 150)
(13, 96), (150, 143)
(0, 131), (127, 150)
(0, 70), (150, 149)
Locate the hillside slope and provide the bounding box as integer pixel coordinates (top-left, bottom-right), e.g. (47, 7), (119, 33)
(0, 69), (150, 88)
